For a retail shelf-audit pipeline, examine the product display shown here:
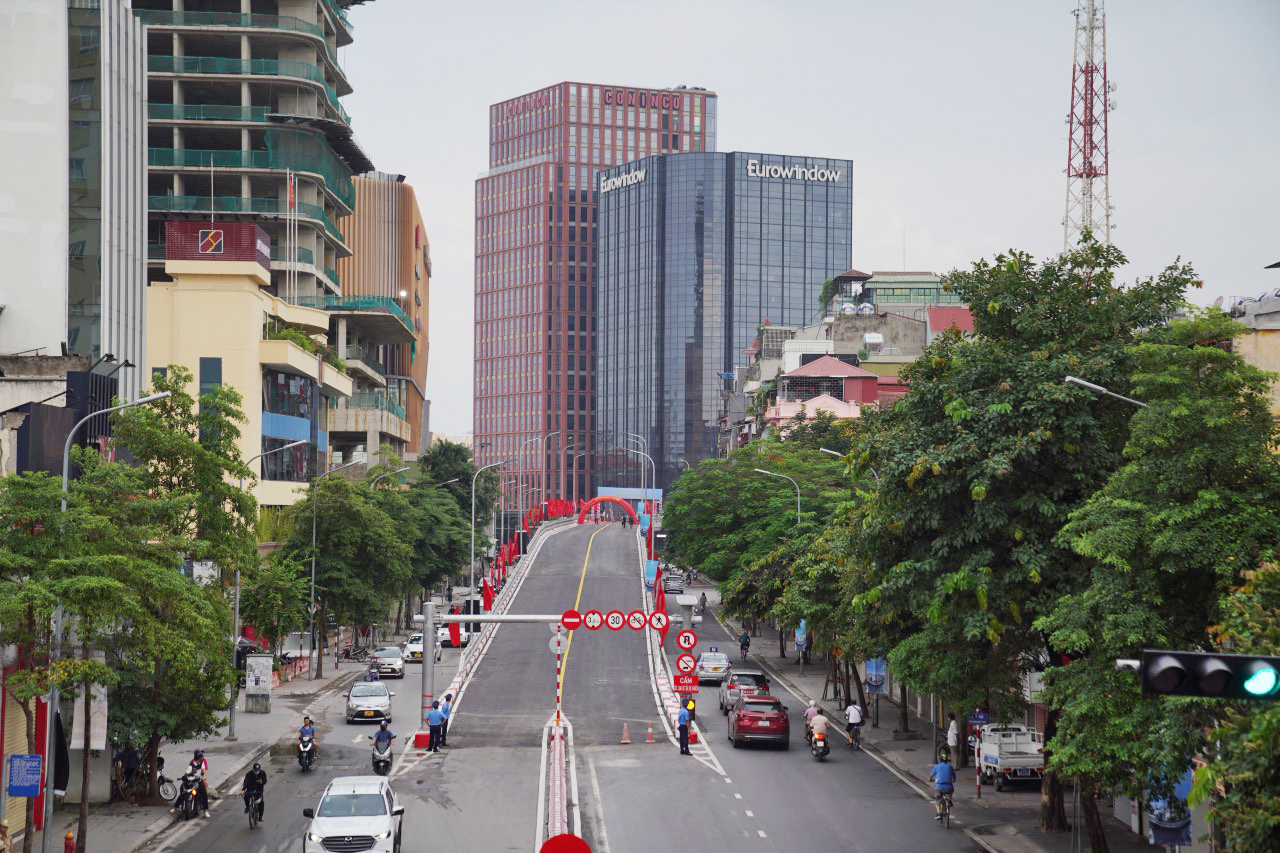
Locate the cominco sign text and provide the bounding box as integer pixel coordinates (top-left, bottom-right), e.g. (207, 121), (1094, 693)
(600, 169), (646, 194)
(746, 160), (843, 183)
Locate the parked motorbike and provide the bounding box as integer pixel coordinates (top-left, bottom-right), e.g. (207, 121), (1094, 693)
(176, 769), (202, 820)
(156, 754), (178, 801)
(298, 734), (316, 772)
(371, 739), (393, 776)
(340, 642), (369, 663)
(810, 732), (830, 762)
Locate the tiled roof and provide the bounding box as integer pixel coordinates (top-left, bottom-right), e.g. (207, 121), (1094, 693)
(784, 355), (877, 378)
(927, 307), (975, 334)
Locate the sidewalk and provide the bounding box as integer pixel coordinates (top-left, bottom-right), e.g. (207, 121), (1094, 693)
(35, 655), (364, 853)
(698, 586), (1151, 853)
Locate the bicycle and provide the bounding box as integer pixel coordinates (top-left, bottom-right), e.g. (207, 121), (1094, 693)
(847, 724), (862, 751)
(740, 644), (750, 662)
(246, 790), (264, 830)
(935, 790), (953, 829)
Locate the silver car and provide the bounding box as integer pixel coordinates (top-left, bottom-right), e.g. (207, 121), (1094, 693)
(718, 670), (770, 712)
(695, 651), (731, 684)
(346, 681), (395, 723)
(372, 647), (405, 678)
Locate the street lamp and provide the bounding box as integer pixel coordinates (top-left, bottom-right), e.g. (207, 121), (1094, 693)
(542, 431), (561, 505)
(560, 436), (574, 506)
(228, 438), (307, 739)
(572, 453), (586, 505)
(370, 465), (411, 488)
(309, 458), (363, 679)
(754, 468), (802, 526)
(820, 446), (880, 483)
(678, 458), (690, 471)
(470, 460), (507, 650)
(514, 434), (543, 533)
(46, 390), (171, 853)
(1065, 375), (1149, 409)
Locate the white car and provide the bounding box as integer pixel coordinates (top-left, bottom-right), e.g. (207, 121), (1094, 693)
(372, 647), (405, 678)
(695, 651), (732, 684)
(436, 625), (473, 648)
(303, 776), (404, 853)
(401, 633), (440, 663)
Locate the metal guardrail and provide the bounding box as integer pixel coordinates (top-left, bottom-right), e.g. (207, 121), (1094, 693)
(147, 144), (355, 209)
(344, 345), (387, 377)
(330, 392), (405, 420)
(148, 103), (269, 122)
(288, 296), (412, 332)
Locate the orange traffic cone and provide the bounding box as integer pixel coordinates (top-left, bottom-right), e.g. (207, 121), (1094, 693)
(620, 723), (632, 744)
(645, 723), (656, 744)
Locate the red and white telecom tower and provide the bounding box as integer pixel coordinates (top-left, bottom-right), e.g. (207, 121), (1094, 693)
(1063, 0), (1116, 251)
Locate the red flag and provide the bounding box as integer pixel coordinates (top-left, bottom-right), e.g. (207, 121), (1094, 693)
(448, 621), (461, 648)
(523, 517), (529, 534)
(482, 578), (495, 611)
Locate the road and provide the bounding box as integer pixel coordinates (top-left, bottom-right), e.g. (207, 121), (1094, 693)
(150, 523), (976, 852)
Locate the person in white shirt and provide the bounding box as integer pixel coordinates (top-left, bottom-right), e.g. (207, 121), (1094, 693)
(945, 712), (959, 764)
(845, 701), (864, 744)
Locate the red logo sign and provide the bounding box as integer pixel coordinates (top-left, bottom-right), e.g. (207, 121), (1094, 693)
(199, 229), (224, 254)
(561, 609), (582, 631)
(674, 674), (700, 694)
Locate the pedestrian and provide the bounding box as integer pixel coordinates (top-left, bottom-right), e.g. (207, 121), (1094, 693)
(427, 700), (445, 752)
(440, 693), (453, 747)
(946, 712), (958, 764)
(677, 704), (691, 755)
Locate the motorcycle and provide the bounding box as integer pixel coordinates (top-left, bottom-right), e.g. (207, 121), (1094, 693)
(298, 734), (316, 772)
(176, 769), (202, 821)
(810, 732), (830, 762)
(371, 738), (393, 776)
(156, 754), (178, 801)
(340, 642), (369, 663)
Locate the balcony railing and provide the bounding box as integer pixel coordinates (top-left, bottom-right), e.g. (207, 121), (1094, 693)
(148, 103), (269, 123)
(148, 194), (347, 245)
(330, 392), (404, 420)
(134, 9), (325, 39)
(147, 56), (351, 127)
(148, 146), (354, 209)
(344, 345), (386, 377)
(270, 245), (315, 266)
(288, 296), (412, 333)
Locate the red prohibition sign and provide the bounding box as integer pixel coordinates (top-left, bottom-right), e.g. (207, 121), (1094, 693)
(561, 609), (582, 631)
(583, 610), (604, 631)
(676, 630), (697, 651)
(627, 610), (647, 631)
(605, 610), (625, 631)
(676, 654), (697, 674)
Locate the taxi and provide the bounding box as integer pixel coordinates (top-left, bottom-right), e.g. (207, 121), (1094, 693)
(695, 648), (731, 684)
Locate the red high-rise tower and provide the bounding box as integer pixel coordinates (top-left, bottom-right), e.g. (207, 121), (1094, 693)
(1063, 0), (1115, 251)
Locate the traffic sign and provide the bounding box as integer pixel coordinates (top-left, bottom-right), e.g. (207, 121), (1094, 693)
(7, 755), (41, 797)
(648, 611), (669, 632)
(549, 633), (568, 654)
(627, 610), (646, 631)
(583, 610), (603, 631)
(540, 833), (590, 853)
(561, 609), (582, 631)
(606, 610), (625, 631)
(676, 654), (696, 674)
(676, 630), (697, 651)
(673, 674), (700, 694)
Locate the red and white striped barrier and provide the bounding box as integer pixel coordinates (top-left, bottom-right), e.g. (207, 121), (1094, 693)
(546, 727), (569, 839)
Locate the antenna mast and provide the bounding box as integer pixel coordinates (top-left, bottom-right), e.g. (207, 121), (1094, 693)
(1063, 0), (1115, 251)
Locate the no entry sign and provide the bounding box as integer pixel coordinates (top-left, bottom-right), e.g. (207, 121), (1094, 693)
(583, 610), (604, 630)
(561, 609), (582, 631)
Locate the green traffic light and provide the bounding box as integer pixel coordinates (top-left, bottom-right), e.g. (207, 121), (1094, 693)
(1243, 666), (1279, 696)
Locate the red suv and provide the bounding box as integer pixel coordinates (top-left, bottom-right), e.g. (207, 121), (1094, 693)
(727, 696), (790, 749)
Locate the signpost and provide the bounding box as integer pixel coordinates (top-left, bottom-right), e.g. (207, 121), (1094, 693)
(627, 610), (646, 631)
(560, 609), (582, 631)
(605, 610), (624, 631)
(676, 654), (696, 675)
(676, 630), (697, 652)
(8, 755), (41, 798)
(647, 611), (668, 632)
(583, 610), (603, 631)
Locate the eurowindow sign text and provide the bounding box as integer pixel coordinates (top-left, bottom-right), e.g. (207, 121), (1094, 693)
(746, 160), (843, 183)
(600, 169), (646, 194)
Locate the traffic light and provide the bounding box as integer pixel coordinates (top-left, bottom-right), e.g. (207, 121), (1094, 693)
(1138, 650), (1280, 700)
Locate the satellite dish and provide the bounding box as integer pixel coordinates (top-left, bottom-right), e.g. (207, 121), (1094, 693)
(1212, 296), (1223, 308)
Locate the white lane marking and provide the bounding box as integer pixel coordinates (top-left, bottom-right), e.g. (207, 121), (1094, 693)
(758, 830), (767, 838)
(734, 793), (743, 799)
(351, 734), (363, 743)
(586, 752), (613, 853)
(745, 810), (754, 817)
(724, 777), (732, 783)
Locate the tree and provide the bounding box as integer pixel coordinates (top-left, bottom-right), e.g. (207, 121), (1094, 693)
(844, 239), (1193, 831)
(238, 553), (309, 657)
(1042, 312), (1280, 851)
(416, 439), (498, 522)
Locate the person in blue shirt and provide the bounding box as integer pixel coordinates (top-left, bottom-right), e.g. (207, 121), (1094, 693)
(930, 757), (956, 820)
(426, 701), (445, 752)
(297, 716), (318, 757)
(371, 720), (395, 747)
(677, 705), (691, 755)
(439, 693), (453, 748)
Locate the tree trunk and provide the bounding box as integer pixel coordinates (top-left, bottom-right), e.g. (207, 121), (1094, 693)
(897, 684), (910, 733)
(1081, 787), (1109, 853)
(19, 694), (35, 853)
(76, 672), (91, 853)
(851, 661), (868, 716)
(1038, 708), (1069, 832)
(957, 704), (969, 769)
(315, 610), (325, 679)
(778, 627), (787, 659)
(394, 599), (403, 634)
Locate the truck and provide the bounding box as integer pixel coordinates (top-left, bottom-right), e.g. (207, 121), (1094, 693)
(973, 724), (1045, 790)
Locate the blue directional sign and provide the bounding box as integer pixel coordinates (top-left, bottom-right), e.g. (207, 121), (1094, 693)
(9, 755), (42, 797)
(968, 710), (990, 726)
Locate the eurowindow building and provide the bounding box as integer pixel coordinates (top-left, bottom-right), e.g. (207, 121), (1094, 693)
(595, 151), (852, 495)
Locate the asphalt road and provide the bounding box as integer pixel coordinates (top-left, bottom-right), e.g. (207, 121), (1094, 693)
(149, 523), (977, 852)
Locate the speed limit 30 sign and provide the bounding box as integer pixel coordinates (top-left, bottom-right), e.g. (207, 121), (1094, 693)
(605, 610), (625, 631)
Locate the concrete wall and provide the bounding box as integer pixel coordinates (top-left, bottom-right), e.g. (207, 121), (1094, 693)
(831, 312), (926, 356)
(1234, 328), (1280, 418)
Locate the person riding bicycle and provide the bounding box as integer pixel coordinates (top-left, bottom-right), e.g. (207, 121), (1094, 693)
(845, 700), (864, 744)
(930, 756), (956, 820)
(738, 631), (750, 658)
(241, 761), (267, 818)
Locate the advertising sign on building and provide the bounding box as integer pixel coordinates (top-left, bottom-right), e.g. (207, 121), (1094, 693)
(165, 221), (271, 269)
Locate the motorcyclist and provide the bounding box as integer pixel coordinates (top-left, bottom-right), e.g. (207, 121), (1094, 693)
(172, 749), (209, 818)
(363, 662), (381, 682)
(738, 631), (750, 659)
(370, 721), (396, 754)
(297, 715), (319, 757)
(241, 761), (267, 818)
(802, 700), (820, 740)
(809, 707), (831, 752)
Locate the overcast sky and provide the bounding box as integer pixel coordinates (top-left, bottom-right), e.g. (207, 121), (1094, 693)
(339, 0), (1279, 437)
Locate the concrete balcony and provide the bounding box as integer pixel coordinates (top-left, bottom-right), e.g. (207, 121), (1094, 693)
(343, 345), (387, 387)
(327, 394), (410, 443)
(259, 338), (353, 398)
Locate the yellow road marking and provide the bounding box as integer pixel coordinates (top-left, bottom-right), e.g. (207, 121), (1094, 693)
(559, 526), (607, 708)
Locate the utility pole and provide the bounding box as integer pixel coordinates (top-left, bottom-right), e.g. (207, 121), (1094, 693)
(1063, 0), (1116, 251)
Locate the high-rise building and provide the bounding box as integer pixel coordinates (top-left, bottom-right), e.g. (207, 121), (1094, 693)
(136, 0), (373, 307)
(594, 151), (853, 494)
(0, 0), (148, 400)
(332, 172), (431, 462)
(473, 82), (717, 506)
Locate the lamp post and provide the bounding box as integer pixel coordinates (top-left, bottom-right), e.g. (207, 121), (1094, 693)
(619, 443), (657, 558)
(228, 438), (307, 740)
(678, 458), (690, 471)
(560, 437), (574, 507)
(572, 453), (586, 505)
(754, 468), (802, 526)
(310, 458), (363, 679)
(1065, 375), (1149, 409)
(820, 446), (880, 483)
(541, 431), (561, 506)
(470, 461), (507, 655)
(514, 434), (542, 534)
(45, 391), (171, 853)
(370, 465), (411, 488)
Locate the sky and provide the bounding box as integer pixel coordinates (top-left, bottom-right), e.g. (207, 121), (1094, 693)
(338, 0), (1280, 436)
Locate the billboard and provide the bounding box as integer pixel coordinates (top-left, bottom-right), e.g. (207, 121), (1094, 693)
(165, 221), (270, 269)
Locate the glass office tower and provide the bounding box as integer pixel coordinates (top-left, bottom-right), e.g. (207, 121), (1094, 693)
(595, 152), (852, 494)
